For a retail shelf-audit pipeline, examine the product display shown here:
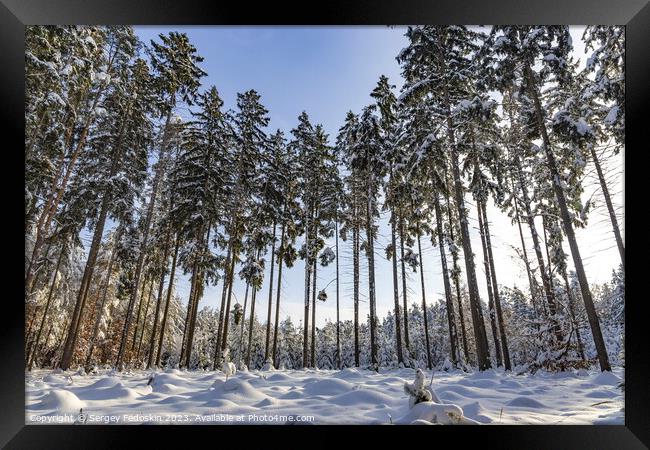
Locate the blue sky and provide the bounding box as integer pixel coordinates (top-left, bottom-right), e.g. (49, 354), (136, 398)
(125, 26), (622, 328)
(135, 26), (407, 141)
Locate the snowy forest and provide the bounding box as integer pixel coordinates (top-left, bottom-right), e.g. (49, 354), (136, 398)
(24, 23), (625, 394)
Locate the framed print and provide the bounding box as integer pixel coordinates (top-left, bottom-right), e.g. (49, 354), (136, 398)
(2, 0), (647, 447)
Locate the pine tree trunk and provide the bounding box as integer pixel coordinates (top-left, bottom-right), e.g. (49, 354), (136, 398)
(446, 194), (470, 363)
(237, 282), (250, 367)
(219, 238), (237, 354)
(524, 64), (611, 371)
(131, 276), (151, 354)
(59, 165), (121, 369)
(180, 262), (199, 367)
(186, 221), (212, 368)
(25, 308), (39, 365)
(310, 254), (317, 368)
(478, 200), (502, 367)
(513, 154), (560, 335)
(433, 194), (459, 366)
(147, 226), (172, 369)
(563, 273), (586, 360)
(445, 116), (491, 370)
(272, 222), (286, 368)
(246, 250), (261, 369)
(335, 215), (341, 370)
(34, 325), (54, 369)
(264, 221), (277, 360)
(353, 208), (360, 368)
(24, 104), (50, 164)
(134, 279), (155, 363)
(85, 234), (119, 369)
(504, 87), (543, 315)
(146, 166), (178, 368)
(136, 279), (155, 362)
(366, 184), (378, 369)
(26, 130), (75, 286)
(156, 234), (180, 367)
(215, 243), (232, 354)
(185, 266), (205, 368)
(398, 214), (410, 355)
(25, 221), (58, 300)
(27, 243), (65, 370)
(115, 110), (173, 370)
(510, 179), (539, 313)
(416, 233), (433, 370)
(302, 210), (311, 368)
(390, 211), (404, 365)
(26, 233), (56, 363)
(590, 146), (624, 269)
(542, 215), (556, 297)
(481, 201), (511, 370)
(54, 315), (72, 368)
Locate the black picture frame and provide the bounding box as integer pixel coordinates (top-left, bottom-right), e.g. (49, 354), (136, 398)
(3, 0), (647, 447)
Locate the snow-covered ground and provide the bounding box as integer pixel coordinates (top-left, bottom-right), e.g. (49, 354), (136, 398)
(25, 366), (624, 425)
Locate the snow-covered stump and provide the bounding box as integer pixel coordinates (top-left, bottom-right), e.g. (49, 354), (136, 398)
(221, 349), (237, 380)
(399, 369), (478, 425)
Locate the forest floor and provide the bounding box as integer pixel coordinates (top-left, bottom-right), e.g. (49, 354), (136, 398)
(25, 366), (624, 425)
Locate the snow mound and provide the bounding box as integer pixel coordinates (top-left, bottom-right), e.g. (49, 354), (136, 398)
(279, 390), (303, 399)
(303, 378), (354, 395)
(331, 368), (363, 380)
(329, 388), (394, 406)
(517, 390), (535, 395)
(499, 379), (523, 388)
(37, 389), (85, 413)
(459, 378), (499, 388)
(255, 397), (279, 407)
(462, 401), (493, 423)
(585, 390), (617, 399)
(266, 373), (294, 382)
(27, 381), (47, 389)
(211, 378), (267, 401)
(236, 371), (261, 380)
(438, 391), (466, 402)
(396, 401), (477, 425)
(77, 383), (141, 400)
(43, 375), (68, 384)
(156, 383), (182, 394)
(87, 376), (121, 389)
(204, 398), (241, 408)
(151, 373), (186, 387)
(378, 376), (407, 384)
(592, 371), (621, 386)
(436, 385), (482, 398)
(197, 373), (220, 382)
(157, 395), (190, 404)
(209, 378), (225, 389)
(506, 397), (547, 408)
